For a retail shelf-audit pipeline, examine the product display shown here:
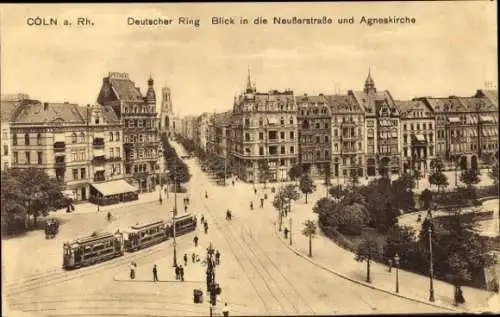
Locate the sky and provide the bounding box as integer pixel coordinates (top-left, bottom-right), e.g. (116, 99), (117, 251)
(0, 2), (497, 117)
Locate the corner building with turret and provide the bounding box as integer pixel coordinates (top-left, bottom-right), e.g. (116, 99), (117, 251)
(97, 72), (160, 192)
(230, 70), (299, 182)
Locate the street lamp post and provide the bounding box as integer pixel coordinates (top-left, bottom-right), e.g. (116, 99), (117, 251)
(394, 253), (400, 293)
(171, 166), (178, 268)
(289, 217), (293, 246)
(428, 226), (435, 302)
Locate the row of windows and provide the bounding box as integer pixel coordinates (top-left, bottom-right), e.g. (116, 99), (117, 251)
(243, 145), (296, 156)
(299, 107), (329, 116)
(403, 133), (434, 144)
(403, 122), (433, 131)
(12, 151), (43, 165)
(301, 135), (330, 144)
(403, 147), (434, 158)
(126, 149), (157, 160)
(244, 117), (295, 126)
(302, 150), (330, 162)
(244, 131), (295, 141)
(11, 132), (121, 145)
(123, 105), (155, 114)
(124, 119), (156, 129)
(124, 134), (158, 143)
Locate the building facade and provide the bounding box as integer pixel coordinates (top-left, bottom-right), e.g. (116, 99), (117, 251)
(231, 72), (298, 182)
(296, 94), (332, 178)
(329, 94), (366, 179)
(349, 72), (402, 176)
(207, 111), (232, 159)
(97, 72), (160, 193)
(1, 100), (23, 171)
(196, 113), (212, 152)
(8, 101), (124, 201)
(396, 99), (436, 174)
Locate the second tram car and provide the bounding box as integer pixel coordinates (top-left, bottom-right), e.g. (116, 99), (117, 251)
(123, 219), (169, 252)
(63, 232), (124, 269)
(170, 213), (197, 236)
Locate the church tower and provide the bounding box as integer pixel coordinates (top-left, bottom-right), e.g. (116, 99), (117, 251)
(159, 86), (174, 136)
(363, 69), (377, 94)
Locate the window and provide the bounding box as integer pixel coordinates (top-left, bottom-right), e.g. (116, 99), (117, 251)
(71, 133), (77, 144)
(116, 132), (120, 141)
(325, 150), (329, 158)
(259, 132), (263, 140)
(429, 123), (433, 130)
(109, 148), (114, 158)
(268, 131), (277, 139)
(315, 123), (320, 129)
(280, 117), (285, 125)
(3, 145), (8, 156)
(109, 132), (114, 141)
(2, 130), (7, 140)
(403, 124), (407, 131)
(72, 150), (77, 161)
(410, 124), (414, 130)
(290, 118), (294, 125)
(417, 124), (420, 130)
(245, 133), (250, 141)
(4, 162), (8, 170)
(316, 136), (320, 143)
(37, 152), (42, 164)
(259, 118), (263, 126)
(325, 136), (329, 143)
(281, 146), (285, 154)
(280, 159), (285, 166)
(269, 146), (277, 155)
(116, 147), (120, 158)
(316, 151), (321, 159)
(12, 134), (17, 145)
(334, 129), (338, 137)
(95, 116), (100, 124)
(73, 169), (78, 180)
(24, 134), (30, 145)
(139, 134), (143, 142)
(290, 132), (294, 139)
(280, 132), (285, 139)
(324, 123), (329, 129)
(13, 152), (18, 164)
(37, 133), (42, 145)
(245, 118), (250, 126)
(290, 146), (294, 154)
(80, 132), (85, 143)
(81, 168), (86, 179)
(116, 164), (121, 175)
(138, 120), (143, 128)
(259, 147), (264, 155)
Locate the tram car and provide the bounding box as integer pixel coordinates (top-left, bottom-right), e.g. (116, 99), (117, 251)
(123, 219), (169, 252)
(63, 231), (124, 269)
(170, 213), (197, 236)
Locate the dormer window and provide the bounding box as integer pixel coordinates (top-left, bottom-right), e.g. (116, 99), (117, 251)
(95, 116), (100, 125)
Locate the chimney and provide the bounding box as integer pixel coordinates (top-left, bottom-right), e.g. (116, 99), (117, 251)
(43, 102), (49, 111)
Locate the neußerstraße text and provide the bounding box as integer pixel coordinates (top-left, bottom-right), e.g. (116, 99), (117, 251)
(126, 15), (416, 27)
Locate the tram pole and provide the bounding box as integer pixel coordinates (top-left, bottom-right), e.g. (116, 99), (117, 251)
(172, 164), (178, 268)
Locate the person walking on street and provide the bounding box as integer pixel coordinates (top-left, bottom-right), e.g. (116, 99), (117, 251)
(254, 188), (257, 195)
(201, 215), (205, 225)
(184, 204), (188, 213)
(107, 212), (112, 222)
(222, 302), (230, 317)
(215, 250), (221, 265)
(192, 252), (196, 263)
(153, 264), (159, 282)
(193, 235), (199, 247)
(388, 258), (393, 272)
(232, 180), (235, 187)
(175, 265), (180, 280)
(250, 201), (253, 210)
(260, 198), (264, 208)
(183, 253), (188, 266)
(130, 262), (136, 280)
(205, 191), (208, 199)
(204, 222), (208, 234)
(180, 265), (185, 281)
(284, 227), (289, 239)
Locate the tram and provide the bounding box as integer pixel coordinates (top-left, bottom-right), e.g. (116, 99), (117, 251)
(63, 232), (124, 269)
(171, 213), (197, 236)
(123, 219), (169, 252)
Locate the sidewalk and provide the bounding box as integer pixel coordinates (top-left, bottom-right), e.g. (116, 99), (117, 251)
(272, 189), (497, 313)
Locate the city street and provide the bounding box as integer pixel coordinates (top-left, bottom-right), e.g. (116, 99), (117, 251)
(2, 139), (457, 316)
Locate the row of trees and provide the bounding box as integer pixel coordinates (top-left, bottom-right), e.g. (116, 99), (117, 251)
(1, 168), (67, 234)
(160, 133), (191, 186)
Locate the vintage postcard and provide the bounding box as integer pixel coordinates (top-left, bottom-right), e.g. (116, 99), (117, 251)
(1, 2), (498, 317)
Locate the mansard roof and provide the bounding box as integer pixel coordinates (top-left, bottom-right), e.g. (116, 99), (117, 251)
(326, 94), (363, 113)
(475, 89), (498, 107)
(394, 99), (433, 119)
(77, 105), (120, 124)
(108, 74), (144, 102)
(349, 90), (397, 115)
(1, 100), (22, 123)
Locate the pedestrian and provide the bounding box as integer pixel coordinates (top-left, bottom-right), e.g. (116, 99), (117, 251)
(250, 201), (253, 210)
(201, 215), (205, 225)
(130, 262), (136, 280)
(205, 191), (208, 199)
(159, 196), (162, 204)
(284, 227), (289, 239)
(260, 198), (264, 208)
(164, 187), (167, 194)
(204, 222), (208, 234)
(194, 235), (199, 247)
(66, 205), (71, 213)
(175, 265), (180, 280)
(107, 211), (112, 222)
(254, 188), (257, 195)
(184, 253), (188, 266)
(153, 264), (159, 282)
(187, 197), (190, 204)
(180, 265), (185, 281)
(184, 205), (188, 213)
(215, 250), (220, 265)
(232, 180), (235, 187)
(192, 252), (196, 263)
(196, 254), (200, 262)
(222, 302), (230, 317)
(388, 258), (393, 272)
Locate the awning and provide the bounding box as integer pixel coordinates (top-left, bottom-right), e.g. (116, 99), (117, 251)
(91, 180), (138, 196)
(480, 115), (494, 122)
(415, 134), (426, 142)
(448, 117), (460, 123)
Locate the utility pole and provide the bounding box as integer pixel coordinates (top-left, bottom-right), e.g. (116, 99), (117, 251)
(172, 163), (178, 267)
(289, 217), (292, 246)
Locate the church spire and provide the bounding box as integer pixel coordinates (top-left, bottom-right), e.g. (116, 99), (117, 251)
(364, 67), (376, 94)
(246, 65), (255, 93)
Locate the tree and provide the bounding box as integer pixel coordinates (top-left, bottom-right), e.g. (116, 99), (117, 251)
(321, 164), (332, 186)
(302, 219), (317, 257)
(282, 184), (301, 213)
(347, 168), (361, 188)
(355, 238), (379, 283)
(391, 173), (416, 212)
(383, 225), (423, 272)
(430, 158), (445, 173)
(328, 185), (346, 200)
(4, 168), (65, 228)
(313, 197), (336, 216)
(288, 164), (304, 185)
(299, 174), (316, 204)
(337, 203), (370, 235)
(488, 161), (499, 185)
(272, 188), (288, 230)
(447, 253), (470, 305)
(428, 170), (449, 192)
(420, 189), (433, 210)
(1, 172), (27, 233)
(459, 168), (481, 189)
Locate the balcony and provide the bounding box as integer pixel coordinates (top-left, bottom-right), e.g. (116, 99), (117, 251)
(106, 156), (122, 162)
(341, 135), (359, 140)
(93, 176), (105, 182)
(53, 142), (66, 152)
(92, 138), (105, 148)
(54, 158), (66, 167)
(92, 155), (106, 165)
(341, 148), (358, 155)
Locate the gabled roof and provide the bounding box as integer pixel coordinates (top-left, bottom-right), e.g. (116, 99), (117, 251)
(13, 101), (86, 124)
(295, 94), (329, 105)
(326, 94), (363, 113)
(213, 111), (232, 127)
(1, 101), (22, 123)
(394, 99), (433, 118)
(475, 89), (498, 107)
(77, 105), (120, 124)
(349, 90), (397, 115)
(457, 97), (497, 112)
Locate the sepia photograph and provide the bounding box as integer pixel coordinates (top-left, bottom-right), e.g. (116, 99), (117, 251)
(0, 2), (498, 316)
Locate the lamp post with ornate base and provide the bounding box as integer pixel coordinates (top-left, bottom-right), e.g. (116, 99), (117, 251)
(394, 253), (400, 293)
(428, 226), (435, 302)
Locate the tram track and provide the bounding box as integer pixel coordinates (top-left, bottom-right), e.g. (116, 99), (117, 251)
(5, 239), (175, 297)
